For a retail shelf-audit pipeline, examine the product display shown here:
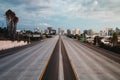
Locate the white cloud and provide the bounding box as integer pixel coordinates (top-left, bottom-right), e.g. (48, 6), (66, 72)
(50, 0), (120, 22)
(0, 0), (120, 28)
(39, 23), (53, 27)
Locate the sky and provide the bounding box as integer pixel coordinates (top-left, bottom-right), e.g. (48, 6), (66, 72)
(0, 0), (120, 32)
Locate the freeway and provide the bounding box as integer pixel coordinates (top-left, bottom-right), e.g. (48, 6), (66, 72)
(0, 35), (120, 80)
(41, 36), (77, 80)
(62, 36), (120, 80)
(0, 36), (58, 80)
(61, 39), (77, 80)
(41, 38), (59, 80)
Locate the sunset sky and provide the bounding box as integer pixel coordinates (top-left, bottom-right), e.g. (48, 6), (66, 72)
(0, 0), (120, 32)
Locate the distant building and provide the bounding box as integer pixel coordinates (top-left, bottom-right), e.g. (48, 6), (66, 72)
(58, 28), (65, 35)
(99, 30), (105, 37)
(51, 29), (56, 35)
(58, 28), (61, 35)
(67, 29), (73, 36)
(99, 27), (114, 37)
(107, 28), (114, 36)
(44, 29), (49, 34)
(116, 27), (120, 42)
(74, 29), (80, 35)
(118, 35), (120, 42)
(84, 29), (93, 36)
(84, 30), (87, 35)
(116, 27), (120, 35)
(61, 29), (65, 35)
(47, 27), (52, 34)
(47, 27), (56, 35)
(41, 30), (45, 34)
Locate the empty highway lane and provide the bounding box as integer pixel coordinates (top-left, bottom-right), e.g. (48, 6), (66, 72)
(0, 35), (120, 80)
(0, 36), (58, 80)
(62, 36), (120, 80)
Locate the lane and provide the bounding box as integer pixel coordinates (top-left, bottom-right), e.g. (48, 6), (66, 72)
(76, 40), (120, 63)
(62, 36), (120, 80)
(61, 39), (77, 80)
(0, 36), (58, 80)
(0, 40), (43, 58)
(41, 39), (59, 80)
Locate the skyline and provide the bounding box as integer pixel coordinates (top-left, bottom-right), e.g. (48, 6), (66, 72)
(0, 0), (120, 32)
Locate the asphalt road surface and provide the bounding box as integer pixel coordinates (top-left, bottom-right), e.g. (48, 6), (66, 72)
(0, 36), (58, 80)
(61, 39), (77, 80)
(41, 36), (76, 80)
(41, 39), (59, 80)
(62, 36), (120, 80)
(0, 35), (120, 80)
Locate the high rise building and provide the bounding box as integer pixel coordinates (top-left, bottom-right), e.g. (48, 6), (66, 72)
(116, 27), (120, 35)
(47, 27), (52, 34)
(58, 28), (65, 35)
(47, 27), (56, 35)
(99, 27), (113, 37)
(74, 29), (80, 35)
(44, 29), (49, 34)
(106, 27), (113, 36)
(99, 30), (105, 37)
(67, 29), (73, 36)
(58, 28), (61, 35)
(84, 29), (93, 36)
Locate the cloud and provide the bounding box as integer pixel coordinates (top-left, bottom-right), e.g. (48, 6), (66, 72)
(0, 0), (51, 15)
(1, 0), (50, 6)
(50, 0), (120, 22)
(0, 0), (120, 30)
(0, 0), (53, 28)
(1, 0), (120, 22)
(39, 23), (52, 27)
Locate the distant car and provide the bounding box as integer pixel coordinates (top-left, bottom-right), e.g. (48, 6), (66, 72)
(46, 35), (52, 38)
(101, 39), (110, 45)
(86, 37), (94, 43)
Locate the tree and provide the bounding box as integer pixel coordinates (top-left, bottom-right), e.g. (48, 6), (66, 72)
(81, 33), (86, 42)
(5, 9), (15, 21)
(116, 27), (120, 35)
(13, 16), (19, 39)
(94, 36), (99, 46)
(5, 9), (15, 38)
(5, 9), (19, 39)
(112, 32), (118, 47)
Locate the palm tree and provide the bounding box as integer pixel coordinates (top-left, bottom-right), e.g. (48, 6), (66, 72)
(13, 16), (19, 39)
(5, 9), (12, 37)
(5, 9), (16, 39)
(5, 9), (13, 21)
